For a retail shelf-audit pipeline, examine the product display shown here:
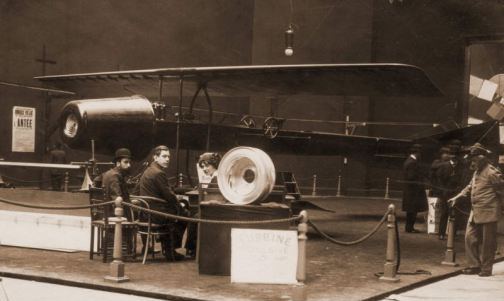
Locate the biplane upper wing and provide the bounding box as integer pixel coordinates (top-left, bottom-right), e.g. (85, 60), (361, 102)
(36, 64), (443, 98)
(34, 64), (450, 160)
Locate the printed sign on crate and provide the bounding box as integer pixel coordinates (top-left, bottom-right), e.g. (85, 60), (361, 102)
(427, 197), (441, 234)
(231, 228), (298, 284)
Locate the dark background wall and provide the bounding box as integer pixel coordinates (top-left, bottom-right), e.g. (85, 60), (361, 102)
(0, 0), (503, 193)
(0, 0), (255, 185)
(369, 0), (504, 192)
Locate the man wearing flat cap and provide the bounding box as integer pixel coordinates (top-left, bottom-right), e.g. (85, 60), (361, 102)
(449, 143), (504, 277)
(402, 144), (428, 233)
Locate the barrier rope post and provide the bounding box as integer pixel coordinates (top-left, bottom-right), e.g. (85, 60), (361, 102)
(336, 175), (342, 197)
(379, 204), (400, 282)
(297, 210), (308, 283)
(63, 172), (69, 192)
(441, 207), (458, 266)
(384, 177), (390, 199)
(311, 174), (317, 196)
(104, 197), (129, 283)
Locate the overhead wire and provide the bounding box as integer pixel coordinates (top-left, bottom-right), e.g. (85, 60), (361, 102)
(170, 105), (440, 127)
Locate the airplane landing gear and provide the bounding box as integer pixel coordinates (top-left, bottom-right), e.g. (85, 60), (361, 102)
(240, 115), (256, 128)
(263, 117), (284, 139)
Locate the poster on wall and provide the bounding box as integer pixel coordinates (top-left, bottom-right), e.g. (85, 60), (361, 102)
(12, 106), (36, 152)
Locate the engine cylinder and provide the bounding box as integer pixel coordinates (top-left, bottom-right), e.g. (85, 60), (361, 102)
(59, 95), (155, 155)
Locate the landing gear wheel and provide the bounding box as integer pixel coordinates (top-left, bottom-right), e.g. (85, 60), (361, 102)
(240, 115), (256, 128)
(263, 117), (281, 139)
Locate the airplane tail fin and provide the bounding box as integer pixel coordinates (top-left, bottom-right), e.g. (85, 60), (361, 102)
(413, 120), (500, 159)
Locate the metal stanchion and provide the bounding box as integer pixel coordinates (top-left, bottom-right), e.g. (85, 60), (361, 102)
(104, 197), (130, 283)
(297, 210), (308, 283)
(441, 207), (458, 266)
(311, 175), (317, 196)
(336, 175), (342, 197)
(63, 172), (69, 192)
(384, 177), (390, 199)
(379, 204), (400, 282)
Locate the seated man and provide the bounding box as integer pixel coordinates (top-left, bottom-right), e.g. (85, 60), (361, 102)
(139, 145), (187, 261)
(101, 148), (132, 204)
(98, 148), (136, 258)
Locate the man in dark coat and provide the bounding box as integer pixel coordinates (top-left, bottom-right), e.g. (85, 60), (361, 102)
(101, 148), (132, 202)
(436, 146), (464, 240)
(449, 143), (504, 277)
(402, 144), (428, 233)
(139, 145), (187, 261)
(49, 142), (67, 191)
(99, 148), (136, 258)
(429, 147), (451, 198)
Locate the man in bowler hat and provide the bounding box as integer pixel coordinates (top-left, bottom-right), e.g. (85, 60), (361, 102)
(402, 144), (428, 233)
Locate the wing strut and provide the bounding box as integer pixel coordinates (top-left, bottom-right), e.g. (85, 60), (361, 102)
(158, 76), (164, 103)
(175, 77), (184, 175)
(188, 82), (213, 151)
(202, 85), (213, 151)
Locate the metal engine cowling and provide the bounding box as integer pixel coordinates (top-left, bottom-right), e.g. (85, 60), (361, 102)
(59, 95), (155, 155)
(217, 147), (276, 205)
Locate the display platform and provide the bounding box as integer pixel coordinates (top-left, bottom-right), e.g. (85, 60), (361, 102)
(198, 203), (291, 275)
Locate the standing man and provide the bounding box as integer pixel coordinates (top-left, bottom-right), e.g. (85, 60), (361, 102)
(139, 145), (187, 261)
(436, 145), (464, 240)
(49, 142), (67, 191)
(429, 147), (451, 199)
(402, 144), (428, 233)
(449, 143), (504, 277)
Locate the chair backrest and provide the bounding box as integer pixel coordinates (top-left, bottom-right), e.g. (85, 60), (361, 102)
(130, 197), (151, 223)
(89, 186), (113, 223)
(132, 195), (182, 224)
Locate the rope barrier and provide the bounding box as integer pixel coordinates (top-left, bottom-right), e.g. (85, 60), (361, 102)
(123, 201), (301, 225)
(0, 197), (115, 210)
(307, 208), (390, 246)
(0, 193), (393, 229)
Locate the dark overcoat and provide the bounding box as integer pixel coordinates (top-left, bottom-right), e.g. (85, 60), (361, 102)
(402, 156), (428, 212)
(139, 162), (179, 214)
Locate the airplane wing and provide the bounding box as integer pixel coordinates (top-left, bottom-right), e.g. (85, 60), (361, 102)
(61, 113), (411, 159)
(413, 120), (501, 161)
(35, 64), (443, 98)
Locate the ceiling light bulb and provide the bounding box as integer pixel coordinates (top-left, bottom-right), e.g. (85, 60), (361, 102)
(284, 24), (294, 57)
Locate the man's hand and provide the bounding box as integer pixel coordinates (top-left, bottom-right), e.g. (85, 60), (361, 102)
(447, 198), (457, 207)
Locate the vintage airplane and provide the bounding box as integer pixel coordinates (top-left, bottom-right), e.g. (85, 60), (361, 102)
(32, 64), (500, 167)
(0, 64), (500, 196)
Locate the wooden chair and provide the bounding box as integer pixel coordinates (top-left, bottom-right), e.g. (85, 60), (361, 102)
(89, 187), (137, 262)
(131, 196), (180, 263)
